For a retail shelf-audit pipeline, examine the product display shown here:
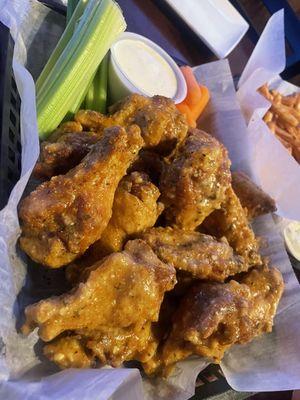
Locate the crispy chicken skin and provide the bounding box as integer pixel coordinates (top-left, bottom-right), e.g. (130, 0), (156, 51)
(75, 94), (188, 153)
(44, 336), (93, 369)
(232, 171), (276, 220)
(93, 172), (164, 255)
(19, 125), (144, 268)
(34, 132), (100, 179)
(144, 265), (284, 375)
(203, 186), (262, 267)
(160, 128), (231, 230)
(22, 240), (176, 368)
(132, 95), (188, 154)
(66, 172), (164, 284)
(140, 227), (247, 281)
(36, 95), (187, 180)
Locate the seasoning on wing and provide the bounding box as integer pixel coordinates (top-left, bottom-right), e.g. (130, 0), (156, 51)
(35, 95), (188, 181)
(34, 131), (100, 179)
(22, 240), (176, 369)
(232, 171), (276, 220)
(202, 186), (262, 266)
(140, 227), (247, 281)
(19, 125), (144, 268)
(144, 265), (283, 376)
(160, 128), (231, 230)
(66, 172), (164, 284)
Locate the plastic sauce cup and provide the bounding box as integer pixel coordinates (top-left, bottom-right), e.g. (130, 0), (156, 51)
(108, 32), (187, 104)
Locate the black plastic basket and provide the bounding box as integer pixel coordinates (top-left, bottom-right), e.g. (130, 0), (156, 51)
(0, 3), (237, 399)
(0, 21), (21, 209)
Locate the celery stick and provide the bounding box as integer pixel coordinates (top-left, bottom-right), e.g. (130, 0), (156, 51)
(36, 0), (88, 93)
(37, 0), (126, 139)
(85, 53), (109, 113)
(67, 0), (81, 23)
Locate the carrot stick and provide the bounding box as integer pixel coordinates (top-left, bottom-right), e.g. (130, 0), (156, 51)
(190, 85), (210, 120)
(176, 103), (196, 128)
(180, 66), (202, 107)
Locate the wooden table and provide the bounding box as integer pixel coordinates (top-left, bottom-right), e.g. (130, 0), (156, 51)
(116, 1), (299, 399)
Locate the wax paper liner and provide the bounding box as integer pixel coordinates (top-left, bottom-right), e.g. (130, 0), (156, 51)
(237, 10), (300, 221)
(0, 1), (300, 398)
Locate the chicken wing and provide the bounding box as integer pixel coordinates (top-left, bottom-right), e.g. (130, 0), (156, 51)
(232, 171), (276, 220)
(34, 131), (100, 179)
(202, 186), (262, 266)
(22, 240), (176, 368)
(144, 265), (283, 375)
(160, 128), (231, 230)
(140, 227), (247, 281)
(95, 172), (163, 254)
(132, 95), (188, 154)
(66, 172), (164, 284)
(35, 95), (187, 180)
(19, 125), (144, 268)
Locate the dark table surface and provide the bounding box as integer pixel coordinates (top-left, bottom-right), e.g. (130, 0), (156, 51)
(116, 1), (300, 399)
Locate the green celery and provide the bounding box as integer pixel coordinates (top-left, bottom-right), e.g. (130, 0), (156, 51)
(67, 0), (81, 23)
(37, 0), (126, 139)
(36, 0), (88, 93)
(85, 53), (109, 113)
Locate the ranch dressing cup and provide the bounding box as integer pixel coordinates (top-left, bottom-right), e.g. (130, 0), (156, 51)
(108, 32), (187, 104)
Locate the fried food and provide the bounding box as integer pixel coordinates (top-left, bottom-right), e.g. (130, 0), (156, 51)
(34, 131), (100, 179)
(160, 128), (231, 230)
(140, 227), (247, 281)
(44, 336), (93, 369)
(202, 186), (262, 266)
(89, 172), (163, 254)
(259, 84), (300, 162)
(76, 94), (188, 154)
(144, 265), (284, 375)
(19, 125), (144, 268)
(232, 171), (276, 220)
(22, 240), (176, 368)
(132, 95), (188, 154)
(66, 172), (164, 284)
(35, 95), (187, 180)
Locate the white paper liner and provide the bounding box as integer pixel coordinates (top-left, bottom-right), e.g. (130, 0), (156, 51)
(0, 2), (300, 398)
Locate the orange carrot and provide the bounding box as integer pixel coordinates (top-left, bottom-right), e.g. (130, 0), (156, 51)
(180, 66), (202, 107)
(176, 103), (196, 128)
(190, 85), (210, 120)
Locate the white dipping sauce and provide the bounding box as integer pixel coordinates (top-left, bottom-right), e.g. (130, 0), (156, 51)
(113, 39), (177, 98)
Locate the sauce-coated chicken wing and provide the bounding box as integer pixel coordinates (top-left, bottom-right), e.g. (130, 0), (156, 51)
(160, 128), (231, 230)
(143, 265), (283, 376)
(203, 186), (262, 266)
(140, 227), (247, 281)
(22, 240), (176, 368)
(19, 125), (144, 268)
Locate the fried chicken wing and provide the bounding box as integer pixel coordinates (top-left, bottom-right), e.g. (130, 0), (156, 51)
(160, 128), (231, 230)
(132, 96), (188, 154)
(44, 336), (93, 369)
(89, 172), (163, 254)
(34, 131), (100, 179)
(202, 186), (262, 266)
(140, 227), (247, 281)
(76, 94), (188, 154)
(48, 121), (83, 142)
(66, 172), (164, 284)
(19, 125), (144, 268)
(36, 95), (187, 180)
(232, 171), (276, 220)
(145, 265), (283, 375)
(22, 240), (176, 368)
